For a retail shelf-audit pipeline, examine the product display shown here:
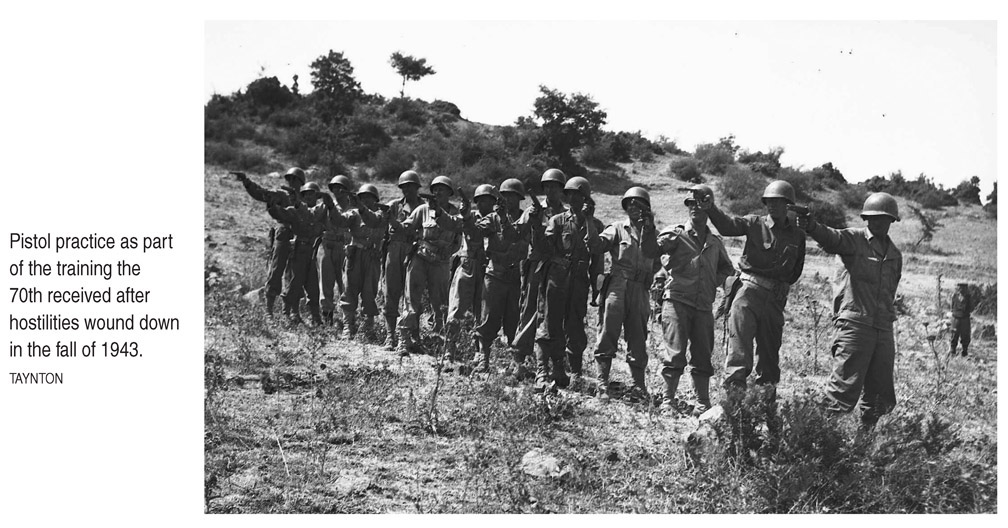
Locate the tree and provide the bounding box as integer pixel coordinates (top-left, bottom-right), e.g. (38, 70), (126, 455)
(531, 85), (607, 166)
(309, 50), (363, 121)
(245, 76), (293, 111)
(983, 181), (996, 217)
(389, 51), (436, 98)
(953, 175), (982, 205)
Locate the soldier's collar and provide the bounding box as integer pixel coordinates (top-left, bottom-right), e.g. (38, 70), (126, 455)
(764, 214), (791, 229)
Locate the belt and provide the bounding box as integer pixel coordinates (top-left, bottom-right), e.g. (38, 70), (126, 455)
(351, 243), (380, 251)
(615, 267), (651, 284)
(740, 271), (788, 292)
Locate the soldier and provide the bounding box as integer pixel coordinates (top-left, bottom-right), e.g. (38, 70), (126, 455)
(474, 179), (528, 373)
(267, 181), (331, 325)
(318, 175), (354, 331)
(707, 180), (806, 397)
(396, 176), (466, 356)
(949, 283), (974, 357)
(591, 187), (659, 402)
(339, 184), (389, 340)
(797, 192), (903, 428)
(445, 184), (496, 362)
(511, 169), (566, 377)
(535, 176), (599, 391)
(234, 167), (306, 315)
(382, 171), (424, 351)
(654, 185), (735, 414)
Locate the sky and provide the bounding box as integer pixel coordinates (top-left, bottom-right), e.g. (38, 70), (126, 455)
(205, 20), (996, 196)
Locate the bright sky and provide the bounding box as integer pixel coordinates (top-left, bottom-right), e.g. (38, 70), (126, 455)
(205, 20), (996, 196)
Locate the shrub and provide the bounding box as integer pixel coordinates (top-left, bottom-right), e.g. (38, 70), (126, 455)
(337, 112), (392, 163)
(204, 141), (273, 172)
(430, 99), (461, 119)
(245, 76), (294, 112)
(839, 184), (868, 209)
(385, 97), (428, 127)
(371, 140), (416, 181)
(718, 165), (767, 215)
(655, 135), (686, 155)
(810, 199), (847, 229)
(204, 115), (256, 143)
(812, 162), (847, 190)
(694, 141), (736, 176)
(579, 140), (614, 167)
(738, 147), (783, 178)
(953, 176), (982, 205)
(667, 157), (703, 183)
(778, 167), (817, 202)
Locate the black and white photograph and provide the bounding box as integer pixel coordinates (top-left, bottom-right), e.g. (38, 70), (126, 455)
(203, 19), (997, 514)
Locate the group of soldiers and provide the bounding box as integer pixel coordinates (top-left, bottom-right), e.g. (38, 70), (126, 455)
(233, 166), (908, 427)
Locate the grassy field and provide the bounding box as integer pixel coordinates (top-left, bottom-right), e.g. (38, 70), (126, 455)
(204, 160), (997, 513)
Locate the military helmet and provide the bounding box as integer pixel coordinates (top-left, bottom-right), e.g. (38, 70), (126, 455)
(431, 175), (455, 195)
(398, 170), (421, 188)
(621, 187), (651, 210)
(473, 184), (496, 201)
(285, 167), (307, 185)
(499, 178), (526, 198)
(683, 183), (714, 206)
(357, 183), (379, 201)
(564, 176), (591, 197)
(541, 168), (567, 185)
(861, 192), (900, 221)
(299, 181), (321, 193)
(762, 180), (796, 204)
(328, 175), (352, 190)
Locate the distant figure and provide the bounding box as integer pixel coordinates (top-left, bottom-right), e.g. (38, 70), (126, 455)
(949, 283), (974, 357)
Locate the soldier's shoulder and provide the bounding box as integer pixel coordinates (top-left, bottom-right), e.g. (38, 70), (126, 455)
(658, 224), (687, 237)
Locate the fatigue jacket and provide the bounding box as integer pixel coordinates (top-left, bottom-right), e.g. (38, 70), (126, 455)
(809, 225), (902, 331)
(458, 209), (494, 261)
(708, 209), (805, 285)
(517, 199), (567, 262)
(241, 178), (298, 240)
(269, 201), (328, 244)
(402, 202), (462, 263)
(656, 224), (735, 311)
(593, 220), (659, 284)
(951, 290), (974, 318)
(542, 210), (598, 279)
(320, 200), (353, 245)
(347, 206), (388, 250)
(485, 208), (527, 282)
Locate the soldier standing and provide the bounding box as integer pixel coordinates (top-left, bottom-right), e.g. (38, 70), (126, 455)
(591, 187), (660, 402)
(511, 169), (567, 377)
(396, 176), (465, 355)
(535, 176), (598, 391)
(654, 185), (735, 414)
(268, 181), (331, 325)
(318, 175), (354, 330)
(382, 171), (424, 350)
(339, 184), (389, 340)
(949, 283), (974, 357)
(797, 192), (903, 428)
(474, 179), (528, 373)
(445, 184), (496, 361)
(234, 167), (306, 315)
(707, 180), (806, 398)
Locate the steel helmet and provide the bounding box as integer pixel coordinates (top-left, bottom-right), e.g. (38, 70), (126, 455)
(329, 175), (352, 190)
(357, 183), (380, 201)
(299, 181), (321, 193)
(285, 167), (307, 185)
(398, 170), (421, 188)
(762, 180), (796, 204)
(861, 192), (900, 221)
(473, 184), (496, 201)
(564, 176), (591, 197)
(431, 175), (455, 195)
(621, 187), (651, 210)
(541, 168), (567, 185)
(499, 178), (526, 198)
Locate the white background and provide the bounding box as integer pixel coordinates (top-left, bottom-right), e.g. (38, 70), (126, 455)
(0, 1), (1003, 525)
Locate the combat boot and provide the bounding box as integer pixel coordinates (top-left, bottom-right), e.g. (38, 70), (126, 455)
(396, 328), (414, 357)
(628, 366), (649, 403)
(382, 316), (398, 350)
(309, 304), (323, 326)
(691, 373), (712, 417)
(595, 358), (612, 401)
(472, 338), (492, 373)
(551, 354), (570, 389)
(341, 310), (356, 340)
(507, 348), (530, 381)
(660, 371), (682, 414)
(360, 316), (375, 341)
(266, 293), (277, 316)
(322, 311), (334, 326)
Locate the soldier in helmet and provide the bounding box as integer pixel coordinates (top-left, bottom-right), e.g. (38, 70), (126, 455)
(535, 176), (599, 391)
(445, 184), (497, 364)
(706, 180), (806, 398)
(949, 282), (974, 357)
(797, 192), (903, 428)
(590, 187), (660, 402)
(267, 181), (331, 325)
(339, 184), (389, 340)
(395, 176), (466, 356)
(233, 167), (306, 315)
(653, 184), (736, 414)
(317, 175), (354, 331)
(382, 170), (424, 350)
(474, 179), (529, 373)
(511, 168), (568, 378)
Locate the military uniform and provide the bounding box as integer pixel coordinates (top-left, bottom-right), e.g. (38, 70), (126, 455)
(447, 209), (493, 326)
(269, 200), (328, 323)
(512, 199), (567, 365)
(708, 209), (805, 387)
(808, 224), (902, 424)
(340, 206), (388, 335)
(591, 219), (659, 392)
(397, 202), (462, 341)
(383, 197), (422, 346)
(949, 286), (974, 357)
(239, 178), (298, 312)
(474, 207), (527, 351)
(317, 201), (351, 325)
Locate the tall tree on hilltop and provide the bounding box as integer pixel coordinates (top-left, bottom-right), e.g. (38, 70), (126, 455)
(532, 85), (607, 167)
(310, 50), (363, 122)
(389, 51), (436, 98)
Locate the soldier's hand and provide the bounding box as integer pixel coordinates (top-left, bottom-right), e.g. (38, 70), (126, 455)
(281, 185), (296, 196)
(796, 213), (817, 233)
(458, 187), (471, 214)
(229, 171), (247, 181)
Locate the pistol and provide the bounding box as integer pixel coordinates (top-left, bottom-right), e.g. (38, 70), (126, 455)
(787, 204), (811, 216)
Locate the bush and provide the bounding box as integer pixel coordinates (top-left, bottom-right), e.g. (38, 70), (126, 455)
(385, 97), (428, 127)
(778, 167), (817, 202)
(337, 112), (392, 163)
(810, 199), (848, 229)
(655, 135), (686, 155)
(204, 141), (273, 172)
(812, 162), (847, 190)
(839, 185), (868, 209)
(718, 165), (767, 215)
(204, 115), (256, 143)
(430, 99), (461, 119)
(579, 140), (614, 167)
(371, 140), (416, 181)
(667, 157), (702, 183)
(694, 142), (736, 175)
(738, 147), (783, 178)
